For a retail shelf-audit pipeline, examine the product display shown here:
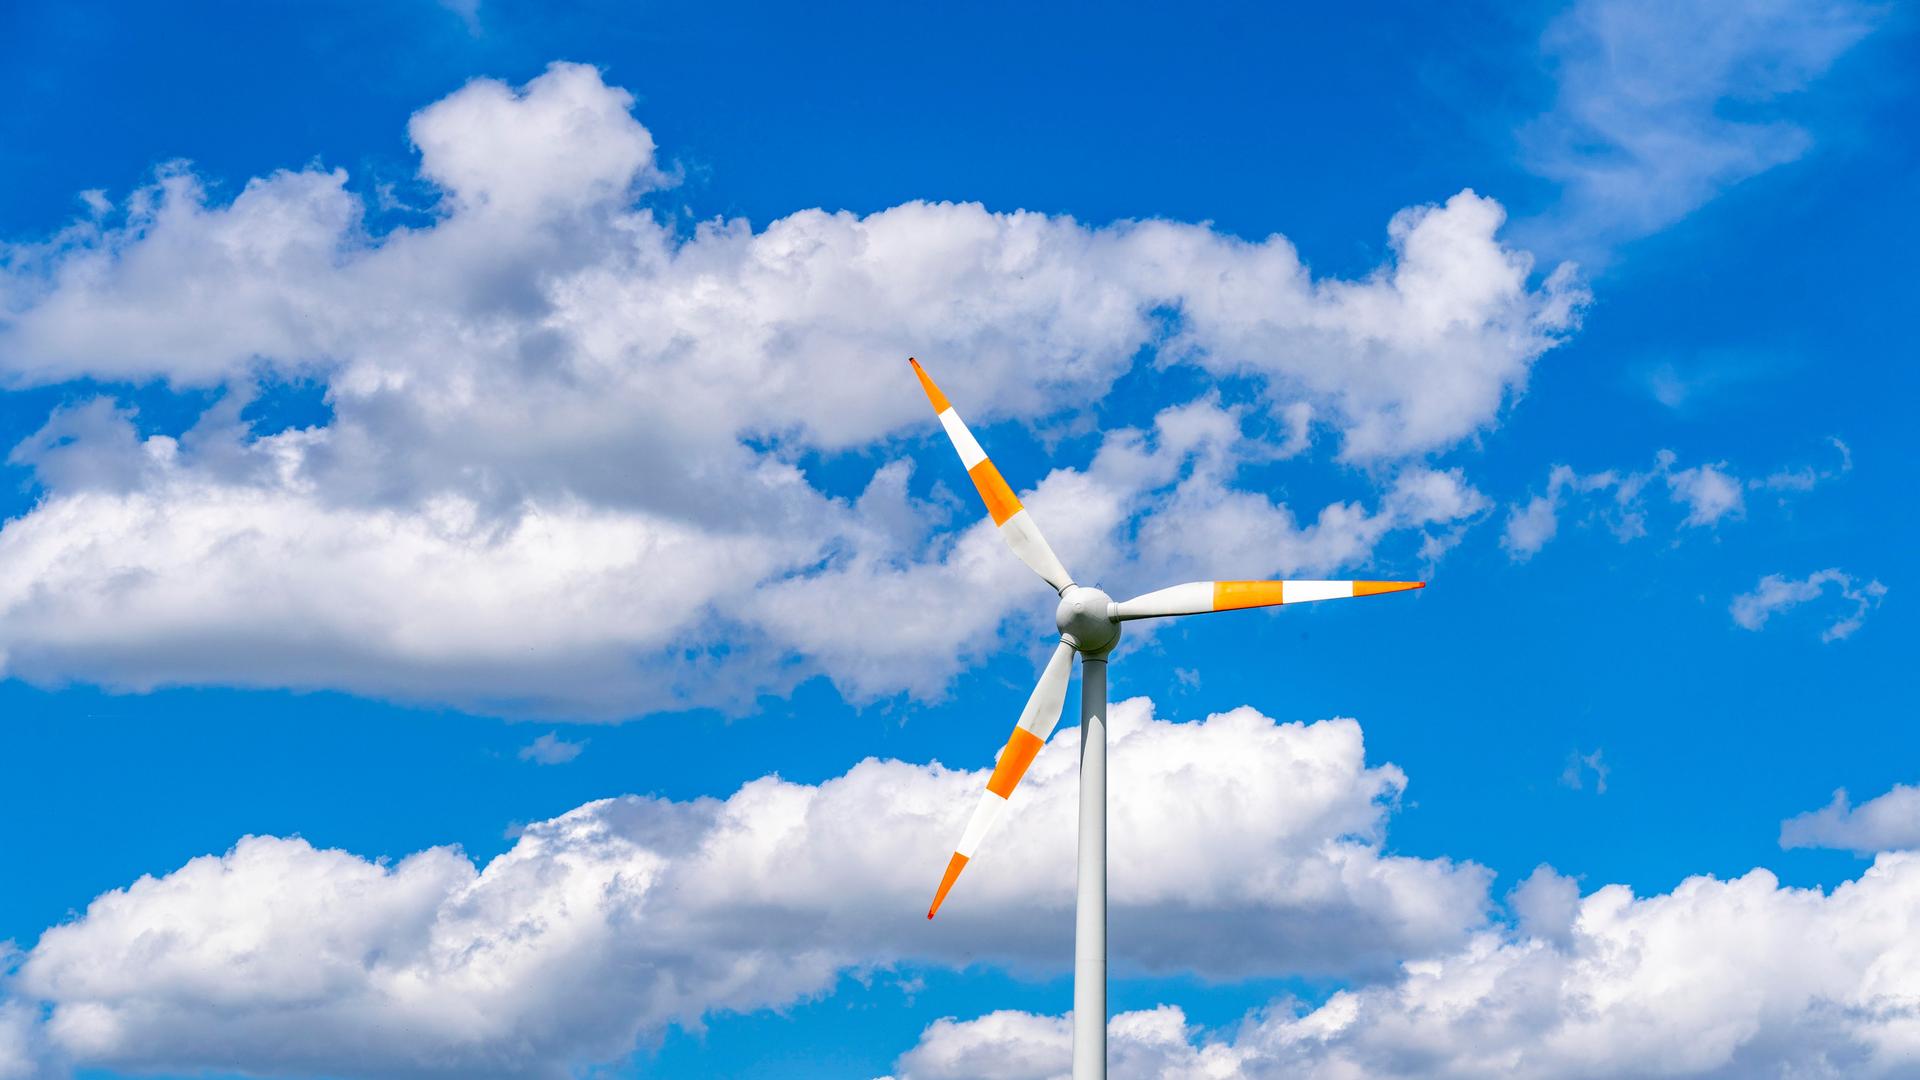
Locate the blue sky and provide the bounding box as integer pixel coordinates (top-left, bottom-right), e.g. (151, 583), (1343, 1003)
(0, 1), (1916, 1078)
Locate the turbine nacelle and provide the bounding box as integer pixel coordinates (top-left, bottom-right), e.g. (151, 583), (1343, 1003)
(1055, 585), (1120, 654)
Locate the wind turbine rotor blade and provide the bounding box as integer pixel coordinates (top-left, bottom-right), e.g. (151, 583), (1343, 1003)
(929, 640), (1076, 919)
(1113, 579), (1424, 620)
(909, 358), (1074, 593)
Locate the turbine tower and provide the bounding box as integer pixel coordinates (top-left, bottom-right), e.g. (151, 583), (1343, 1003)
(909, 358), (1423, 1080)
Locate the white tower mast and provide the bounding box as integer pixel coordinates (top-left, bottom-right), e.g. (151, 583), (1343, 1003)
(1073, 650), (1108, 1079)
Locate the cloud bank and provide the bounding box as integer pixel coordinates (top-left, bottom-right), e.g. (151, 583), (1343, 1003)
(893, 857), (1920, 1079)
(0, 699), (1487, 1078)
(0, 62), (1580, 716)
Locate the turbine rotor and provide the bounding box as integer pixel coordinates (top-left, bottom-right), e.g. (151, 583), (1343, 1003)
(906, 357), (1424, 921)
(1055, 585), (1119, 654)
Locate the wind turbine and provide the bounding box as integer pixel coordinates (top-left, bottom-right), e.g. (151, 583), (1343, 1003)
(908, 358), (1424, 1080)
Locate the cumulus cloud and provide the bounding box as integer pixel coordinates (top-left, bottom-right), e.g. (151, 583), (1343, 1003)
(1731, 568), (1887, 642)
(1506, 865), (1581, 947)
(0, 392), (1461, 714)
(0, 65), (1578, 454)
(0, 700), (1487, 1078)
(1523, 0), (1881, 252)
(1123, 416), (1488, 593)
(747, 400), (1244, 701)
(1499, 444), (1839, 560)
(1152, 192), (1587, 460)
(0, 63), (1573, 714)
(0, 997), (51, 1080)
(893, 855), (1920, 1079)
(891, 1011), (1075, 1080)
(889, 1007), (1221, 1080)
(0, 439), (817, 715)
(1783, 785), (1920, 856)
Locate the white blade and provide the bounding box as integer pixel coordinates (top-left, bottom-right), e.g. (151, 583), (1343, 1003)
(929, 640), (1075, 918)
(910, 358), (1074, 593)
(1113, 579), (1424, 620)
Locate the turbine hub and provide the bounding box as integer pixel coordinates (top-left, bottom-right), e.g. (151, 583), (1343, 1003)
(1055, 585), (1119, 654)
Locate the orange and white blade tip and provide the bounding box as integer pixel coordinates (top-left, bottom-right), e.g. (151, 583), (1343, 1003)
(929, 852), (968, 919)
(1354, 580), (1425, 596)
(908, 357), (951, 414)
(906, 358), (1074, 591)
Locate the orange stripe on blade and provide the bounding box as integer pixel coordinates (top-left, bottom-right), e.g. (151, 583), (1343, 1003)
(1353, 581), (1425, 597)
(907, 357), (952, 414)
(1212, 581), (1287, 611)
(986, 728), (1045, 798)
(968, 459), (1023, 525)
(928, 852), (969, 919)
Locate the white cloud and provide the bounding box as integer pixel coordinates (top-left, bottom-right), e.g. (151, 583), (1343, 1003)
(1749, 436), (1854, 496)
(410, 61), (663, 219)
(889, 1006), (1243, 1080)
(1499, 445), (1840, 560)
(0, 442), (820, 716)
(1500, 463), (1616, 559)
(0, 997), (51, 1080)
(893, 855), (1920, 1079)
(1523, 0), (1881, 252)
(1499, 491), (1560, 559)
(518, 732), (585, 765)
(1558, 748), (1608, 794)
(1665, 460), (1745, 527)
(0, 63), (1577, 714)
(1130, 455), (1487, 592)
(0, 392), (1457, 714)
(438, 0), (481, 34)
(1731, 568), (1887, 642)
(0, 67), (1579, 456)
(1783, 785), (1920, 856)
(747, 401), (1246, 702)
(1153, 192), (1588, 460)
(0, 700), (1487, 1078)
(1506, 865), (1581, 947)
(892, 1011), (1076, 1080)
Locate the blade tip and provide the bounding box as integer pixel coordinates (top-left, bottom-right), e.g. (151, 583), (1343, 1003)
(908, 357), (951, 413)
(927, 852), (967, 919)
